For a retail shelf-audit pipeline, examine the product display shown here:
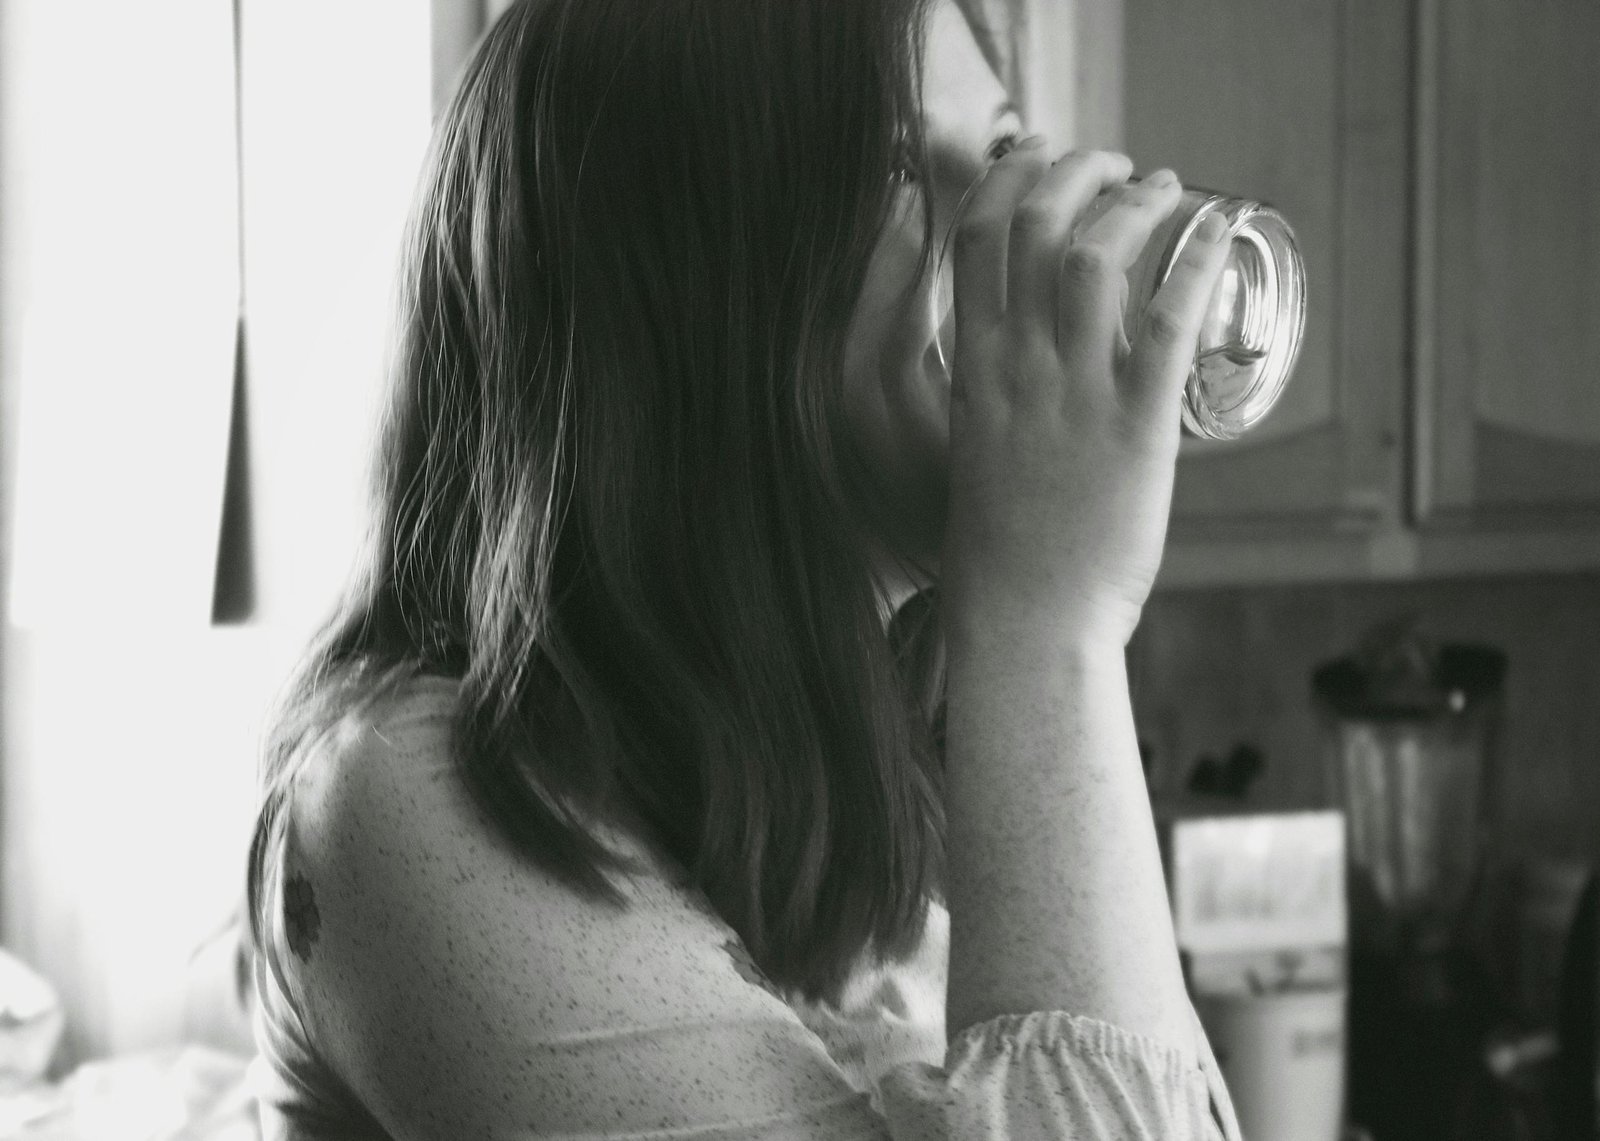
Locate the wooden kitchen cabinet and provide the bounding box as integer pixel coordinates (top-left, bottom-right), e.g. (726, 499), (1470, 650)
(1110, 0), (1600, 584)
(1416, 0), (1600, 533)
(1124, 0), (1410, 549)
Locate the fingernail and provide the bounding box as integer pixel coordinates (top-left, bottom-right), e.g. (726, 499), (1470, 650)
(1145, 168), (1178, 187)
(1018, 134), (1050, 150)
(1196, 212), (1230, 243)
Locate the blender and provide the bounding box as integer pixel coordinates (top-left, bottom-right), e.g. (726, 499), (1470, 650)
(1313, 620), (1508, 1139)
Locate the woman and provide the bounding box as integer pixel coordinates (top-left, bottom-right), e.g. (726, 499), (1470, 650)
(247, 0), (1241, 1136)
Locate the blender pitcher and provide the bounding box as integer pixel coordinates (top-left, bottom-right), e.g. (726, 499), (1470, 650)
(1312, 628), (1508, 957)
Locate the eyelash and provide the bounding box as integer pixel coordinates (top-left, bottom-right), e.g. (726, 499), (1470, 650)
(891, 130), (1025, 186)
(986, 131), (1023, 162)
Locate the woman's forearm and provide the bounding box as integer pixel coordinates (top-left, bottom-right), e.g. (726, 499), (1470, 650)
(940, 608), (1191, 1049)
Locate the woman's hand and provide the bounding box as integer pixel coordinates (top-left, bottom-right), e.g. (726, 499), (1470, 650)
(940, 142), (1231, 648)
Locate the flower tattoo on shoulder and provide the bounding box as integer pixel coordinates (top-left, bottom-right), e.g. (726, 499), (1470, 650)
(283, 872), (322, 963)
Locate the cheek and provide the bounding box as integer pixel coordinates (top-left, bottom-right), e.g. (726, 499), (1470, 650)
(840, 199), (953, 564)
(847, 195), (937, 364)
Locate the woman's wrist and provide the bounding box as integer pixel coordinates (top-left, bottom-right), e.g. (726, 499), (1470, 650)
(939, 579), (1141, 661)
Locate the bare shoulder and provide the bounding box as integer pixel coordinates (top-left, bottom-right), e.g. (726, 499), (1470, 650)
(264, 676), (866, 1137)
(279, 672), (616, 964)
(286, 672), (462, 840)
(271, 672), (468, 970)
(275, 673), (753, 1022)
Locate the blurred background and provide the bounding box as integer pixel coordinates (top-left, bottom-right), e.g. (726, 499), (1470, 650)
(0, 0), (520, 1070)
(0, 0), (1595, 1137)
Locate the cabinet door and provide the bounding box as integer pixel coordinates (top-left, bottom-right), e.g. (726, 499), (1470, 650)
(1124, 0), (1409, 542)
(1416, 0), (1600, 530)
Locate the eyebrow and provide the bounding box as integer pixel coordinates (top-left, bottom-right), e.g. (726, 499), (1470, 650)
(993, 100), (1020, 124)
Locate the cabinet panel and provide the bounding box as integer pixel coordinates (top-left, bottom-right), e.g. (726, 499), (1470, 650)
(1418, 0), (1600, 528)
(1125, 0), (1409, 540)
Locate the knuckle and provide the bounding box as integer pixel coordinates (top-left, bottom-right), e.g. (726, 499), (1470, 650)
(998, 140), (1051, 168)
(1127, 179), (1174, 205)
(1141, 301), (1188, 344)
(1059, 147), (1110, 168)
(954, 212), (1000, 253)
(1083, 149), (1134, 178)
(1013, 141), (1053, 162)
(1059, 244), (1118, 285)
(1010, 200), (1057, 235)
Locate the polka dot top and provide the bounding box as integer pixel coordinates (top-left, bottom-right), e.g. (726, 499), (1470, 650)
(251, 673), (1242, 1140)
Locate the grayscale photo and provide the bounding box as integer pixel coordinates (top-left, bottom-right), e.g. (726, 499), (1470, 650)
(0, 1), (1595, 1138)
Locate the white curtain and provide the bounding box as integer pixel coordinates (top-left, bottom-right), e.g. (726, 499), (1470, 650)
(0, 0), (441, 1066)
(4, 1), (240, 630)
(235, 0), (433, 638)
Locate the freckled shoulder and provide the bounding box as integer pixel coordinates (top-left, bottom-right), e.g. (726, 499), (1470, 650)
(284, 675), (462, 850)
(269, 674), (465, 977)
(261, 676), (871, 1137)
(280, 675), (653, 930)
(274, 674), (770, 1031)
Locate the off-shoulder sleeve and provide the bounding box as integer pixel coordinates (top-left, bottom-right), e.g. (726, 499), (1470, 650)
(257, 677), (1241, 1141)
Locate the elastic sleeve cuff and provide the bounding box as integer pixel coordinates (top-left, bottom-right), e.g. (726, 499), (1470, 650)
(878, 1008), (1241, 1141)
(948, 1010), (1202, 1074)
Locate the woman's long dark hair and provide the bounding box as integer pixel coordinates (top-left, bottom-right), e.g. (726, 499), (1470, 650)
(248, 0), (944, 1002)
